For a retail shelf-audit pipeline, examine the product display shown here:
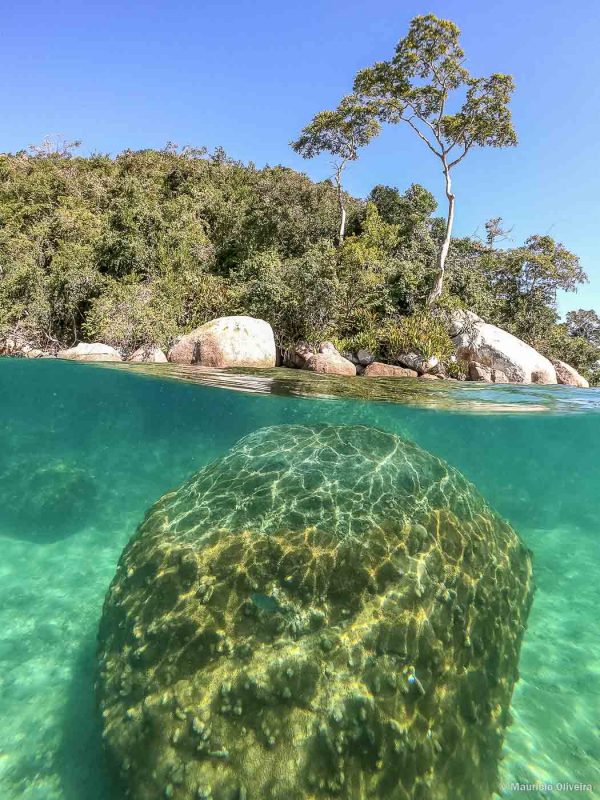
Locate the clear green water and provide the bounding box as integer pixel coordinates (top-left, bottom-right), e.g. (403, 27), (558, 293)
(0, 358), (599, 800)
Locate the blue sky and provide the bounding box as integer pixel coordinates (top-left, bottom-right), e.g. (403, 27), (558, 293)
(2, 0), (599, 315)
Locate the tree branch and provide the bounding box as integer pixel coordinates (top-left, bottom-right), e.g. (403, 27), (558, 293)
(447, 137), (474, 169)
(403, 115), (442, 158)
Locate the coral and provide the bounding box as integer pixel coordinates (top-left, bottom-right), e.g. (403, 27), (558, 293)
(96, 424), (533, 800)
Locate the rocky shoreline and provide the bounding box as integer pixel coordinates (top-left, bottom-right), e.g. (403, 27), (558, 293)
(1, 311), (590, 388)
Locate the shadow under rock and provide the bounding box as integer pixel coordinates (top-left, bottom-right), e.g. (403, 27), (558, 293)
(57, 635), (123, 800)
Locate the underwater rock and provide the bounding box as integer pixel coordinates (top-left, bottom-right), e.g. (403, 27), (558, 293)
(0, 459), (98, 542)
(97, 424), (533, 800)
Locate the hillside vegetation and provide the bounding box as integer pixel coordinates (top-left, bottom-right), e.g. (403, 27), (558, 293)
(0, 143), (598, 382)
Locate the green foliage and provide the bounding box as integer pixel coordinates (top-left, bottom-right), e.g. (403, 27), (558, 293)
(0, 146), (349, 353)
(291, 95), (380, 162)
(353, 14), (517, 154)
(379, 311), (455, 361)
(231, 242), (340, 349)
(0, 142), (597, 383)
(566, 309), (600, 346)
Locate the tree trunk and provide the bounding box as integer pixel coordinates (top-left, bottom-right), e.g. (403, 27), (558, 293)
(427, 163), (455, 305)
(337, 180), (347, 244)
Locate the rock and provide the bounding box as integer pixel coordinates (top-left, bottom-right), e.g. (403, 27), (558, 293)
(396, 352), (424, 372)
(284, 342), (313, 369)
(1, 334), (44, 357)
(168, 316), (276, 368)
(550, 359), (589, 388)
(24, 348), (45, 359)
(449, 310), (557, 384)
(318, 341), (338, 355)
(468, 362), (510, 384)
(97, 424), (533, 800)
(0, 459), (98, 543)
(303, 349), (356, 376)
(363, 362), (418, 378)
(396, 352), (440, 375)
(129, 346), (168, 363)
(418, 373), (442, 380)
(356, 348), (375, 366)
(286, 343), (357, 376)
(57, 342), (122, 362)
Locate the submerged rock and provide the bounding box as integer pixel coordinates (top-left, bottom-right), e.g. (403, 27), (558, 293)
(97, 424), (533, 800)
(0, 459), (98, 542)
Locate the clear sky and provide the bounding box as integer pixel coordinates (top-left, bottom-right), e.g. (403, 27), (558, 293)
(2, 0), (599, 315)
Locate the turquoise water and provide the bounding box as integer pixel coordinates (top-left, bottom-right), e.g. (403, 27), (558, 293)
(0, 358), (599, 799)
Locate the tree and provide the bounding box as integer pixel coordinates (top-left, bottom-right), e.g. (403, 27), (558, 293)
(368, 183), (437, 229)
(479, 234), (587, 348)
(566, 309), (600, 346)
(291, 95), (380, 243)
(354, 14), (517, 304)
(484, 216), (512, 247)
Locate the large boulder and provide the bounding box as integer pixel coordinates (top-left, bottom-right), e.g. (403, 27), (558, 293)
(97, 424), (533, 800)
(550, 359), (589, 388)
(363, 361), (418, 378)
(168, 316), (276, 368)
(449, 311), (557, 384)
(57, 342), (122, 362)
(129, 346), (168, 364)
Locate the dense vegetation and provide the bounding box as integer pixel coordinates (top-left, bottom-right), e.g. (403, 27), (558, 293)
(0, 142), (598, 382)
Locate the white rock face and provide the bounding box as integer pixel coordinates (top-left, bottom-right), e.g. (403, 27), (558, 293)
(129, 346), (168, 363)
(550, 359), (589, 388)
(168, 316), (276, 368)
(449, 311), (557, 384)
(57, 342), (122, 362)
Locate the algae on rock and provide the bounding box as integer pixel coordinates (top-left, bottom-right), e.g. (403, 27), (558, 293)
(96, 424), (533, 800)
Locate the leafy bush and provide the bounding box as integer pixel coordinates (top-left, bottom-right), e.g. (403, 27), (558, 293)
(378, 311), (455, 362)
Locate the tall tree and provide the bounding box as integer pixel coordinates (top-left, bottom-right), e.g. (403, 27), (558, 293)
(291, 95), (380, 243)
(354, 14), (517, 303)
